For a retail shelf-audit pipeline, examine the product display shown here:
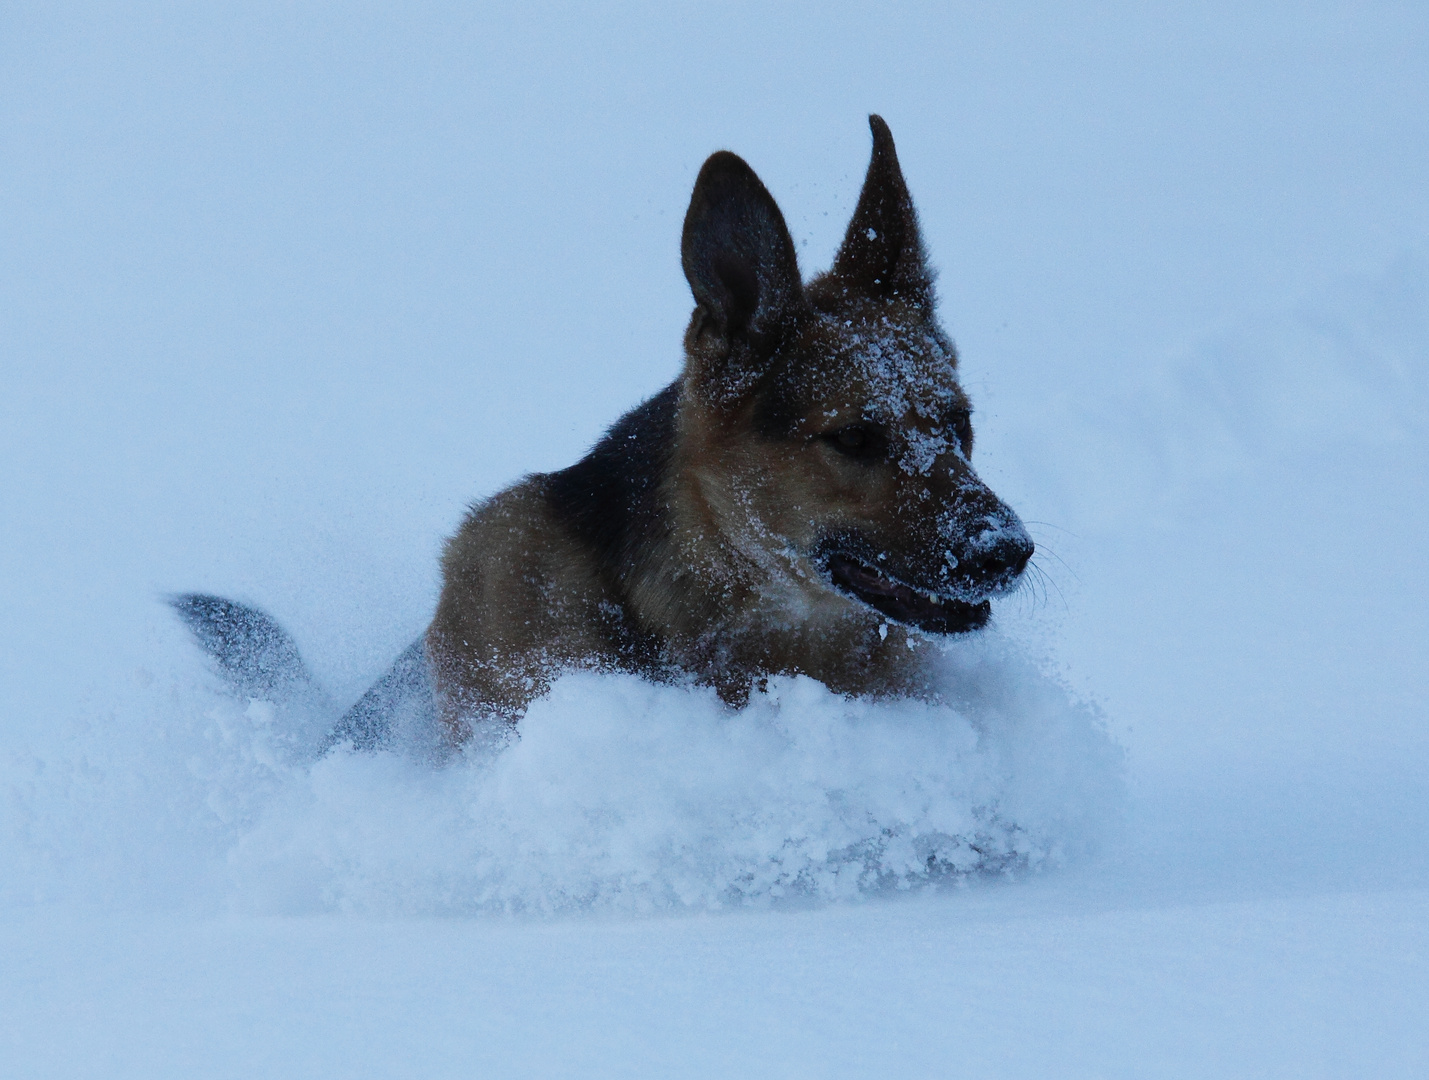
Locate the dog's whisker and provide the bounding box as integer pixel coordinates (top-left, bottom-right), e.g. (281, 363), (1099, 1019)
(1033, 565), (1051, 609)
(1029, 559), (1069, 614)
(1024, 537), (1080, 585)
(1023, 520), (1079, 539)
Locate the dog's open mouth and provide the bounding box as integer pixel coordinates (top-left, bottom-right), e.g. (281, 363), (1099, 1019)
(824, 552), (990, 635)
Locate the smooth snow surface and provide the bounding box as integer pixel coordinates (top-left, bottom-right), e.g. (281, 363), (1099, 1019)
(3, 2), (1427, 1077)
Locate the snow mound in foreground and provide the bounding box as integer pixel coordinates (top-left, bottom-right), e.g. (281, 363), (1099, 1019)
(3, 635), (1122, 915)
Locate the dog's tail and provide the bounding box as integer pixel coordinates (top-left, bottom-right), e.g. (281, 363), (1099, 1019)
(167, 593), (434, 756)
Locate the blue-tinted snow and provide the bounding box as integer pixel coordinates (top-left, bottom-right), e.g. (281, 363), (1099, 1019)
(2, 2), (1427, 1076)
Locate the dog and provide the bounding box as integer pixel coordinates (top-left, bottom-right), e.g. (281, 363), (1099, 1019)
(173, 116), (1033, 755)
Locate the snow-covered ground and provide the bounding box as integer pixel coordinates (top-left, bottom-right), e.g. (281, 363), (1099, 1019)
(3, 2), (1427, 1076)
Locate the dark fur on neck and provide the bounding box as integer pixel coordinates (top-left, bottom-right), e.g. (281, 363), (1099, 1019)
(543, 381), (679, 592)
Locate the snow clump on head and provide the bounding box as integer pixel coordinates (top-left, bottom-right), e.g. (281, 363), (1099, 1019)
(821, 310), (967, 476)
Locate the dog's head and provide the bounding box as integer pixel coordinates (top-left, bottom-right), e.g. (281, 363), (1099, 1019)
(677, 116), (1032, 635)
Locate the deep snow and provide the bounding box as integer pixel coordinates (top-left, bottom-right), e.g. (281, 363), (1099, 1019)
(3, 2), (1428, 1076)
(4, 647), (1121, 915)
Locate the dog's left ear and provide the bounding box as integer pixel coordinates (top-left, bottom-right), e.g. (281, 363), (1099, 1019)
(682, 151), (805, 404)
(832, 115), (935, 310)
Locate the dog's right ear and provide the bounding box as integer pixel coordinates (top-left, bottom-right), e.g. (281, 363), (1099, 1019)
(682, 151), (805, 404)
(831, 115), (935, 311)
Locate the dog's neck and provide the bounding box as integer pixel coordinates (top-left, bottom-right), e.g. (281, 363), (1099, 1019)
(622, 386), (937, 704)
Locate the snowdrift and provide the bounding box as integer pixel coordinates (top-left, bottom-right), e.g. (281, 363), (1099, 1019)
(2, 631), (1121, 915)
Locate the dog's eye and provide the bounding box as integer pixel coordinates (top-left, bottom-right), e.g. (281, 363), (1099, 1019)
(825, 424), (886, 460)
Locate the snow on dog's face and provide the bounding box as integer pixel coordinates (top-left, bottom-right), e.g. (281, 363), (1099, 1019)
(763, 299), (1031, 633)
(679, 117), (1032, 634)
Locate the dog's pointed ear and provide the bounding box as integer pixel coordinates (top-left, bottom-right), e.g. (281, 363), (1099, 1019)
(832, 115), (934, 309)
(682, 151), (805, 401)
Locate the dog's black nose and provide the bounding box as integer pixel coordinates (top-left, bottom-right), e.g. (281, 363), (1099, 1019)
(964, 533), (1034, 585)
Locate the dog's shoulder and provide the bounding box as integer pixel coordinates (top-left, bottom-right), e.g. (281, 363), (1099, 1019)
(429, 385), (681, 716)
(543, 380), (681, 589)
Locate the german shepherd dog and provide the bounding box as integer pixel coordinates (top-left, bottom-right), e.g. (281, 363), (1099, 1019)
(172, 116), (1033, 756)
